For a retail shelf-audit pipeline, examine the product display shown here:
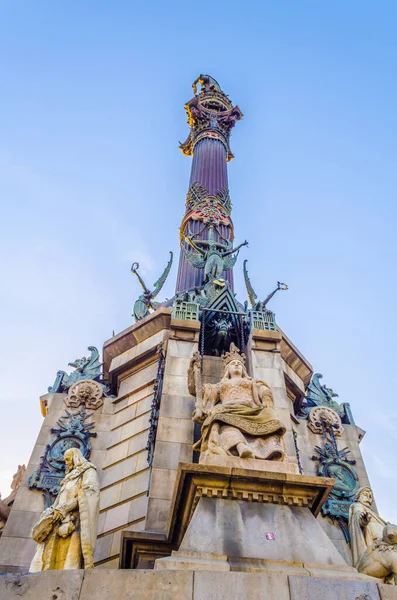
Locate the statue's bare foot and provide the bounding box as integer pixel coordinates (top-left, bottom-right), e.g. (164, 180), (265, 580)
(237, 443), (255, 459)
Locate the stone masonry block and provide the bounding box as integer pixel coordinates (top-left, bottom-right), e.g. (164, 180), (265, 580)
(288, 575), (380, 600)
(0, 536), (36, 569)
(80, 569), (193, 600)
(167, 339), (197, 359)
(148, 468), (178, 501)
(159, 394), (195, 420)
(118, 362), (158, 398)
(152, 440), (192, 470)
(0, 570), (84, 600)
(156, 416), (194, 445)
(145, 497), (172, 532)
(100, 456), (137, 489)
(378, 583), (397, 600)
(2, 510), (40, 539)
(194, 570), (290, 600)
(119, 469), (150, 503)
(162, 374), (190, 397)
(165, 356), (192, 378)
(12, 486), (44, 513)
(252, 365), (286, 389)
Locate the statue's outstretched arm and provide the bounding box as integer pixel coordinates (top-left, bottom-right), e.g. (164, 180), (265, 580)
(222, 240), (248, 257)
(131, 263), (150, 294)
(184, 235), (206, 255)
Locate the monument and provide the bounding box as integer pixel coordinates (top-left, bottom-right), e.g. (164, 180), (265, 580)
(0, 75), (395, 599)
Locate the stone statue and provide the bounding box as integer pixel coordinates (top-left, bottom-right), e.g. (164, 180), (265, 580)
(188, 343), (286, 460)
(0, 465), (26, 537)
(30, 448), (99, 572)
(131, 252), (173, 321)
(182, 225), (248, 283)
(349, 486), (397, 584)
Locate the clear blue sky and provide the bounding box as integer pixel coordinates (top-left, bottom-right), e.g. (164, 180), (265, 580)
(1, 1), (396, 522)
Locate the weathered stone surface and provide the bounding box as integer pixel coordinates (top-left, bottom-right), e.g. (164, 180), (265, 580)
(288, 574), (380, 600)
(160, 394), (195, 420)
(152, 441), (192, 470)
(194, 570), (290, 600)
(201, 455), (299, 474)
(145, 497), (172, 532)
(148, 468), (178, 501)
(0, 537), (36, 570)
(156, 416), (194, 445)
(180, 498), (346, 565)
(80, 569), (193, 600)
(378, 583), (397, 599)
(0, 570), (84, 599)
(117, 362), (158, 398)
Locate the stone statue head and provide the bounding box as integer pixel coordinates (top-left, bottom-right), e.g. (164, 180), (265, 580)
(64, 448), (86, 473)
(383, 523), (397, 545)
(356, 486), (373, 507)
(221, 343), (249, 380)
(222, 358), (250, 380)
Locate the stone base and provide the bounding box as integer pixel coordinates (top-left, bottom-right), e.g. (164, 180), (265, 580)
(156, 497), (347, 566)
(200, 454), (299, 474)
(156, 549), (376, 581)
(121, 463), (336, 568)
(0, 568), (392, 600)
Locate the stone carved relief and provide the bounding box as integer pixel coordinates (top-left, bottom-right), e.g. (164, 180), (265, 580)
(66, 379), (104, 410)
(30, 448), (99, 572)
(308, 406), (344, 436)
(29, 407), (96, 508)
(188, 343), (287, 461)
(349, 486), (397, 584)
(0, 464), (26, 536)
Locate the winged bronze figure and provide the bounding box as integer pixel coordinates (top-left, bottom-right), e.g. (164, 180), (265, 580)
(131, 252), (173, 321)
(243, 260), (288, 311)
(182, 225), (247, 283)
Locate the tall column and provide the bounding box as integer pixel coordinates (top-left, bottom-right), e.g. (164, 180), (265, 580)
(175, 75), (243, 294)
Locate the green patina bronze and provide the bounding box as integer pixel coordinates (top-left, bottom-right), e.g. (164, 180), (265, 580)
(300, 373), (355, 424)
(48, 346), (104, 394)
(182, 225), (247, 283)
(131, 252), (173, 321)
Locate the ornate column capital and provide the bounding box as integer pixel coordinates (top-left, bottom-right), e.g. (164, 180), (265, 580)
(179, 74), (243, 161)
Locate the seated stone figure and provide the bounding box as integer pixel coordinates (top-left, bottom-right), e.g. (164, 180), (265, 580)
(30, 448), (99, 571)
(188, 343), (286, 460)
(349, 486), (397, 584)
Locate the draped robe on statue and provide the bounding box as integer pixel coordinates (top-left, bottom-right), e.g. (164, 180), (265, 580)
(193, 373), (286, 460)
(30, 456), (99, 571)
(349, 499), (386, 567)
